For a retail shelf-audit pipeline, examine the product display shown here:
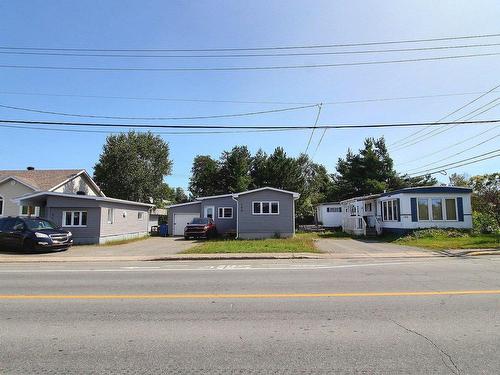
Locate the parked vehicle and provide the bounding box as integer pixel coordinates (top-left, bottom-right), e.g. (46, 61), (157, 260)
(0, 217), (73, 252)
(184, 217), (217, 239)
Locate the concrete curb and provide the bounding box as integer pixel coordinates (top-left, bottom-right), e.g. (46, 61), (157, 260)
(0, 252), (446, 263)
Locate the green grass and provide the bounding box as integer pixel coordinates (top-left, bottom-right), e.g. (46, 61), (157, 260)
(98, 235), (150, 247)
(182, 232), (320, 254)
(392, 229), (499, 250)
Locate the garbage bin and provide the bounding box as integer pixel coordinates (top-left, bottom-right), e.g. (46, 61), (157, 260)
(159, 224), (169, 237)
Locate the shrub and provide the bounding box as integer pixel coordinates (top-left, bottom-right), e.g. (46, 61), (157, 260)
(401, 228), (469, 240)
(473, 211), (500, 234)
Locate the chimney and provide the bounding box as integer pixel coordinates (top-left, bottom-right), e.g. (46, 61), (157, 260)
(26, 166), (35, 171)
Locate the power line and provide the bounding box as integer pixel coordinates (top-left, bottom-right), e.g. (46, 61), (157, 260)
(389, 83), (500, 148)
(304, 104), (322, 154)
(403, 132), (500, 172)
(1, 52), (499, 72)
(0, 89), (498, 106)
(0, 102), (317, 120)
(391, 97), (500, 151)
(396, 124), (500, 167)
(407, 149), (500, 177)
(0, 123), (299, 135)
(1, 42), (499, 58)
(0, 118), (498, 130)
(1, 32), (499, 52)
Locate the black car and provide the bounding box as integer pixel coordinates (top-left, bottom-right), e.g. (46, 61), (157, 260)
(0, 217), (73, 252)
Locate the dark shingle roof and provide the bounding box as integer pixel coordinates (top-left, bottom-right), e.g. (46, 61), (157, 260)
(0, 169), (84, 191)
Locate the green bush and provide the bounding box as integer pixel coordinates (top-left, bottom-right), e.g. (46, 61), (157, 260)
(401, 228), (469, 240)
(473, 211), (500, 234)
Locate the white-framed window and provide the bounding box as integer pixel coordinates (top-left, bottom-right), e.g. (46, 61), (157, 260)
(0, 195), (3, 216)
(417, 197), (457, 221)
(62, 211), (88, 227)
(382, 200), (399, 221)
(218, 207), (233, 219)
(326, 207), (341, 213)
(252, 201), (279, 215)
(137, 212), (144, 220)
(19, 205), (40, 217)
(364, 203), (372, 212)
(107, 208), (114, 224)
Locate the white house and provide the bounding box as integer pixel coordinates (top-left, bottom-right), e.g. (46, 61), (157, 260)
(315, 202), (343, 228)
(339, 186), (473, 236)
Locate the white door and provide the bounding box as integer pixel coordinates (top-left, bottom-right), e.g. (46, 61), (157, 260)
(173, 213), (199, 236)
(204, 206), (215, 219)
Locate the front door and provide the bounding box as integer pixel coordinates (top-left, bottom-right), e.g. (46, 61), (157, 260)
(204, 206), (215, 219)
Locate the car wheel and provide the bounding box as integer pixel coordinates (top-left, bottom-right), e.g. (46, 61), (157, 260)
(184, 236), (189, 240)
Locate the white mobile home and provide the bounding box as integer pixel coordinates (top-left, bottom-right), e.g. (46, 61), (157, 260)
(340, 186), (472, 236)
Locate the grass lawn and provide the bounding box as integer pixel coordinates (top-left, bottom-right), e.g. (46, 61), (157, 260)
(182, 233), (321, 254)
(98, 235), (150, 247)
(392, 231), (499, 250)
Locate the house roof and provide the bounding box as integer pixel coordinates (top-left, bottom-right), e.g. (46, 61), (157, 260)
(316, 202), (341, 206)
(14, 191), (154, 208)
(380, 186), (472, 196)
(232, 187), (300, 199)
(195, 193), (234, 200)
(0, 169), (83, 191)
(167, 201), (201, 209)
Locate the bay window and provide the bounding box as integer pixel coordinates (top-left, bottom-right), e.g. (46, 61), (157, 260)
(418, 198), (429, 220)
(416, 197), (458, 221)
(382, 199), (399, 221)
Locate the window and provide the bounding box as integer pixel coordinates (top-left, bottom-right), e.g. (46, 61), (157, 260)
(418, 198), (429, 220)
(62, 211), (87, 227)
(218, 207), (233, 219)
(138, 212), (144, 220)
(417, 198), (457, 221)
(20, 205), (39, 216)
(432, 198), (443, 220)
(107, 208), (114, 224)
(364, 203), (372, 212)
(382, 200), (399, 221)
(252, 201), (279, 215)
(445, 199), (457, 220)
(327, 207), (341, 213)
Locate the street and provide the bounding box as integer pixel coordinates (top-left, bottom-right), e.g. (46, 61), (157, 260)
(0, 257), (499, 374)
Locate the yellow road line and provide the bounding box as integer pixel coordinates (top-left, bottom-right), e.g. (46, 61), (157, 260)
(0, 290), (499, 300)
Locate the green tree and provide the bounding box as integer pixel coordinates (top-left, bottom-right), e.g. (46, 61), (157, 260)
(470, 173), (499, 227)
(331, 137), (435, 201)
(173, 187), (189, 204)
(219, 146), (252, 193)
(93, 131), (172, 204)
(188, 155), (221, 197)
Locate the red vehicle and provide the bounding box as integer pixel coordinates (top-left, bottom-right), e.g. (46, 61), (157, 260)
(184, 218), (217, 240)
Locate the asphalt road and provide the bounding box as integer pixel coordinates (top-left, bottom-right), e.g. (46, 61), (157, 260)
(0, 257), (499, 374)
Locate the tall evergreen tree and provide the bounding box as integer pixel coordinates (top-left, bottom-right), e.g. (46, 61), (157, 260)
(219, 146), (252, 193)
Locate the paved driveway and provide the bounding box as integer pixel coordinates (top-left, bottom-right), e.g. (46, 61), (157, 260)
(315, 238), (433, 259)
(0, 237), (197, 261)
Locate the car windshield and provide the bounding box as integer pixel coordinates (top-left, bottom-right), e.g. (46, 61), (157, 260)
(24, 219), (58, 231)
(191, 218), (209, 225)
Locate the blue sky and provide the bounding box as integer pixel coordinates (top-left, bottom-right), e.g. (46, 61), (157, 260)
(0, 0), (499, 191)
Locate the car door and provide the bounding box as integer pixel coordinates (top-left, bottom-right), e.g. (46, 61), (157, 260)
(0, 218), (18, 250)
(10, 219), (26, 250)
(0, 218), (7, 248)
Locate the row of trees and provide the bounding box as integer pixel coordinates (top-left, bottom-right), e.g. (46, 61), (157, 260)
(189, 138), (435, 220)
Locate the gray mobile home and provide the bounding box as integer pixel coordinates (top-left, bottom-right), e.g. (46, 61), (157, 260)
(168, 187), (300, 239)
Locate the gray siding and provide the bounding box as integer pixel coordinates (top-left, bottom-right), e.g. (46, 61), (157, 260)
(46, 206), (101, 244)
(98, 202), (149, 243)
(52, 174), (100, 196)
(235, 190), (295, 239)
(0, 178), (36, 217)
(167, 202), (201, 235)
(199, 196), (237, 235)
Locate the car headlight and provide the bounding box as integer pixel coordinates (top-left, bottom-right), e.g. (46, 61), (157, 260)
(67, 231), (73, 237)
(35, 232), (50, 239)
